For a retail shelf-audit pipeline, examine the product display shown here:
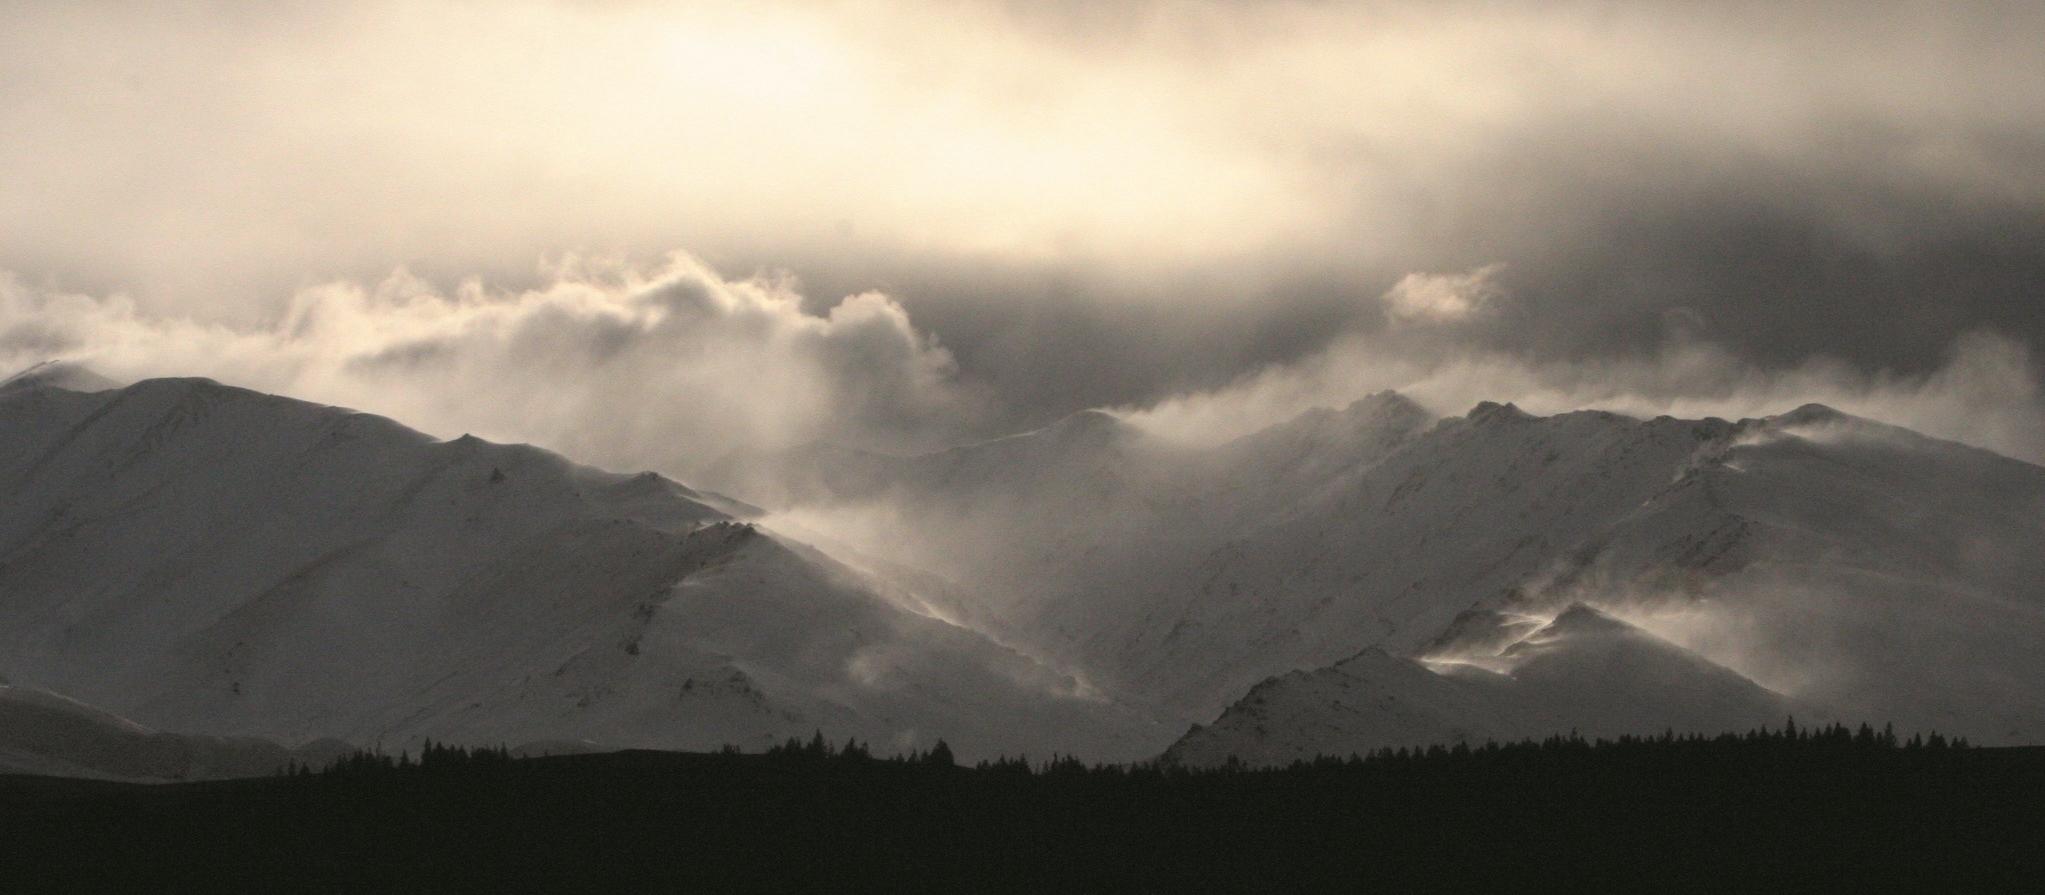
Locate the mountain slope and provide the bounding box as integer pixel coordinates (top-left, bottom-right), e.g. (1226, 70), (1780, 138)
(1163, 605), (1797, 767)
(711, 391), (1442, 717)
(750, 397), (1759, 718)
(1080, 402), (1750, 714)
(11, 367), (2043, 767)
(0, 376), (1156, 761)
(727, 389), (2045, 758)
(1168, 403), (2045, 762)
(0, 683), (347, 781)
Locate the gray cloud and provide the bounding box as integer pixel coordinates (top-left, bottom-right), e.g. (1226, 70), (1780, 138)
(1126, 289), (2045, 464)
(3, 1), (2044, 456)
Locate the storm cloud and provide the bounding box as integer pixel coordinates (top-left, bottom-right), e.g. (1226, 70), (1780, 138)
(3, 0), (2043, 462)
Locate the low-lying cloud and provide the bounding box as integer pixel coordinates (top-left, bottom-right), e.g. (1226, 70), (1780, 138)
(1123, 268), (2045, 464)
(0, 255), (982, 476)
(9, 253), (2044, 485)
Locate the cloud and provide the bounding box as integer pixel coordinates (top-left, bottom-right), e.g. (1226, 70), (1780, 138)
(7, 3), (2045, 404)
(0, 255), (982, 475)
(1123, 266), (2045, 463)
(1381, 266), (1502, 325)
(10, 249), (2041, 488)
(4, 2), (2045, 452)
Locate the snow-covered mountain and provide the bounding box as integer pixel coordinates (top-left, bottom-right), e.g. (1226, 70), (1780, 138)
(9, 362), (2043, 771)
(724, 391), (2045, 763)
(1159, 402), (2045, 763)
(713, 391), (1443, 716)
(0, 373), (1159, 762)
(1161, 605), (1796, 767)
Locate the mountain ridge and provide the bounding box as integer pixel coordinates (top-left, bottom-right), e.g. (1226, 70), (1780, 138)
(1162, 604), (1801, 767)
(0, 371), (1159, 762)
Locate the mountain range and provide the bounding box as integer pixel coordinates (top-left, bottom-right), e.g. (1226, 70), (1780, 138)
(3, 360), (2042, 776)
(711, 384), (2045, 765)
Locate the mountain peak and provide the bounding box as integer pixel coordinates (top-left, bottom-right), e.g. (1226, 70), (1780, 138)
(0, 360), (122, 395)
(1343, 390), (1432, 424)
(986, 407), (1134, 450)
(1539, 603), (1630, 637)
(1466, 400), (1532, 423)
(1772, 403), (1849, 426)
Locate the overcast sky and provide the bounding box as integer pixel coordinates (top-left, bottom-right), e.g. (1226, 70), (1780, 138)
(5, 1), (2043, 469)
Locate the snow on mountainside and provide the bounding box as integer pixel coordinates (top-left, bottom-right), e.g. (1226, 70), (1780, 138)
(731, 394), (1755, 720)
(0, 374), (1158, 762)
(1064, 400), (1743, 715)
(8, 362), (2042, 770)
(711, 391), (1441, 718)
(1162, 605), (1796, 768)
(725, 387), (2045, 762)
(1166, 402), (2045, 763)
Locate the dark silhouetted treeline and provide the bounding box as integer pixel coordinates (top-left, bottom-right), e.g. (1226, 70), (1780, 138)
(3, 722), (2041, 893)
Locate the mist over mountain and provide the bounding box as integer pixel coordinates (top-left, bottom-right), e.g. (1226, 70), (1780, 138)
(6, 358), (2043, 777)
(731, 386), (2045, 758)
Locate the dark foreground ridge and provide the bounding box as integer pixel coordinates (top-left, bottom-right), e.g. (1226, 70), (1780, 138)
(4, 725), (2042, 893)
